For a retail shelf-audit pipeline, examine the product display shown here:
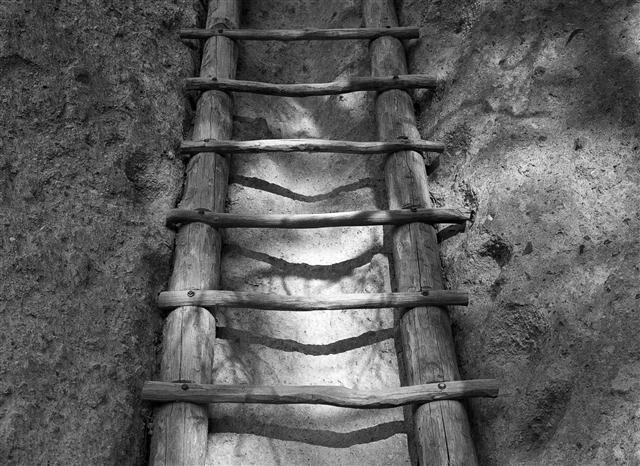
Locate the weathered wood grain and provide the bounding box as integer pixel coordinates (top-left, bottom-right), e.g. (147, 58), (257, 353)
(149, 1), (239, 465)
(364, 0), (481, 464)
(181, 137), (444, 154)
(185, 74), (438, 95)
(142, 379), (499, 408)
(157, 289), (469, 311)
(180, 26), (420, 40)
(165, 207), (471, 229)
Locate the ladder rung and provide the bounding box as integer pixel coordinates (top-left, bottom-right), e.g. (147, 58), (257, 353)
(166, 208), (471, 230)
(157, 289), (469, 311)
(181, 138), (445, 155)
(179, 26), (420, 41)
(142, 379), (499, 408)
(185, 74), (437, 96)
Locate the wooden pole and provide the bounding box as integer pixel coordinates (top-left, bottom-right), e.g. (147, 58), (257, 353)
(165, 208), (471, 230)
(185, 74), (437, 95)
(149, 1), (239, 465)
(181, 138), (445, 155)
(157, 289), (469, 311)
(179, 26), (420, 41)
(363, 1), (480, 464)
(142, 380), (499, 408)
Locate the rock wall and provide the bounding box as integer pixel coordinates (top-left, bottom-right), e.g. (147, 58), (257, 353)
(2, 0), (639, 464)
(0, 0), (192, 463)
(400, 0), (640, 464)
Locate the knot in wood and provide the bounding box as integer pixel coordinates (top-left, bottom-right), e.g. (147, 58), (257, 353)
(187, 290), (195, 297)
(438, 382), (446, 390)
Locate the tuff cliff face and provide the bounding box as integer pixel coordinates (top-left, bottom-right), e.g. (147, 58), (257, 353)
(403, 0), (640, 464)
(0, 1), (191, 463)
(1, 0), (638, 464)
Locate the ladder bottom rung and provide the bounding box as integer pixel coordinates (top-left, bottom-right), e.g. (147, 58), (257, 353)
(142, 379), (499, 408)
(157, 289), (469, 311)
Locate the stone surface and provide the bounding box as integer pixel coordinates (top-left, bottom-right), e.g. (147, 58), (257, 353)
(0, 0), (191, 463)
(2, 0), (640, 464)
(401, 0), (640, 464)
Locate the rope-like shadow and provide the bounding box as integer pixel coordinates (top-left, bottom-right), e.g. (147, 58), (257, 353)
(210, 417), (407, 448)
(224, 243), (389, 279)
(230, 174), (383, 203)
(217, 326), (395, 356)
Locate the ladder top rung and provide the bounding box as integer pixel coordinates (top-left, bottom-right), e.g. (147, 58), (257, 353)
(180, 138), (445, 155)
(142, 379), (499, 408)
(157, 289), (469, 311)
(185, 74), (438, 96)
(165, 207), (472, 230)
(179, 26), (420, 41)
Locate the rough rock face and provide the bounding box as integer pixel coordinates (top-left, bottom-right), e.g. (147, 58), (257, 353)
(2, 0), (639, 464)
(401, 0), (640, 464)
(0, 1), (191, 463)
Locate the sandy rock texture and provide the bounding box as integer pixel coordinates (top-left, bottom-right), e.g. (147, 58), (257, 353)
(0, 0), (191, 463)
(3, 0), (640, 464)
(208, 1), (410, 464)
(400, 0), (640, 464)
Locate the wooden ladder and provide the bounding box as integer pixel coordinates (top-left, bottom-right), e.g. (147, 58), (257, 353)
(143, 0), (498, 464)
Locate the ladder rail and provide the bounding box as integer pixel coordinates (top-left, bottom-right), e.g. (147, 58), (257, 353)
(148, 1), (240, 464)
(364, 0), (481, 464)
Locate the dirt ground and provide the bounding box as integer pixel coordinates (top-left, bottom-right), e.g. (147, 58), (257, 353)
(2, 0), (640, 465)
